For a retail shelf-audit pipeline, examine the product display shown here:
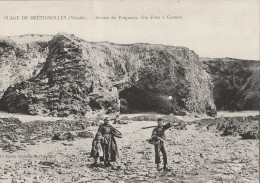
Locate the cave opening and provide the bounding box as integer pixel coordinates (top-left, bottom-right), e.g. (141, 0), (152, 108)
(10, 94), (29, 114)
(119, 86), (156, 113)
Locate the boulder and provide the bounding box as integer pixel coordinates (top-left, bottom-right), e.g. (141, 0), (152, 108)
(51, 132), (75, 141)
(77, 131), (94, 138)
(240, 131), (259, 139)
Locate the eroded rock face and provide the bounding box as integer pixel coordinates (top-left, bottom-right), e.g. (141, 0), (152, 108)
(0, 35), (50, 98)
(0, 33), (216, 116)
(202, 58), (260, 111)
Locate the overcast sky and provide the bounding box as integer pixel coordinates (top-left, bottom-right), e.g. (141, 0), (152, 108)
(0, 0), (259, 60)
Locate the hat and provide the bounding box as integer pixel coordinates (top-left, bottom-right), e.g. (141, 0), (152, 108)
(158, 118), (163, 122)
(103, 115), (110, 121)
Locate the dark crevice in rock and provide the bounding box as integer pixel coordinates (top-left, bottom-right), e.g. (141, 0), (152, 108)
(0, 90), (29, 114)
(119, 86), (155, 113)
(89, 99), (102, 111)
(119, 86), (185, 115)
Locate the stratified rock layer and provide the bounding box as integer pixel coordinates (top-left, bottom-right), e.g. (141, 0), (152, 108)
(0, 33), (216, 116)
(202, 58), (260, 111)
(0, 35), (51, 98)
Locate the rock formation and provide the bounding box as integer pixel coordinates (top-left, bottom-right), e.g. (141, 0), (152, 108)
(201, 57), (260, 111)
(1, 33), (217, 117)
(0, 34), (52, 98)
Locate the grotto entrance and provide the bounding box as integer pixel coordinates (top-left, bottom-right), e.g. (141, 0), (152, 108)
(119, 86), (156, 113)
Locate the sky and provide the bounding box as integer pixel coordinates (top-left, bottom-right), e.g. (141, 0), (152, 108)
(0, 0), (259, 60)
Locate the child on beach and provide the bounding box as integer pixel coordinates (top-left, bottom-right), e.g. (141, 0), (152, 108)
(90, 132), (104, 167)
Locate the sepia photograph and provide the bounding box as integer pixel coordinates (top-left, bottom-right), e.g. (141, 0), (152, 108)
(0, 0), (259, 182)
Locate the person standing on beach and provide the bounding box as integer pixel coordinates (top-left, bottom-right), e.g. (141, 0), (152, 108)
(97, 116), (122, 167)
(90, 132), (104, 167)
(150, 118), (174, 171)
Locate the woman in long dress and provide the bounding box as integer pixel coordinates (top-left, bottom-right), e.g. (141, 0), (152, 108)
(98, 116), (122, 167)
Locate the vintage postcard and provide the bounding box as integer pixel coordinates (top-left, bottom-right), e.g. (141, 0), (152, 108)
(0, 0), (259, 182)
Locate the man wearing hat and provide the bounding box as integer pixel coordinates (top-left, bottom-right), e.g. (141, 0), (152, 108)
(97, 115), (122, 167)
(151, 118), (174, 171)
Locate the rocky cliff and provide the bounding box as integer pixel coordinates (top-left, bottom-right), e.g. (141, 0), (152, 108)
(0, 33), (217, 117)
(201, 57), (260, 111)
(0, 34), (52, 98)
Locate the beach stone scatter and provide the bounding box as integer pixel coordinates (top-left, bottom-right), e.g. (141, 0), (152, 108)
(0, 116), (258, 182)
